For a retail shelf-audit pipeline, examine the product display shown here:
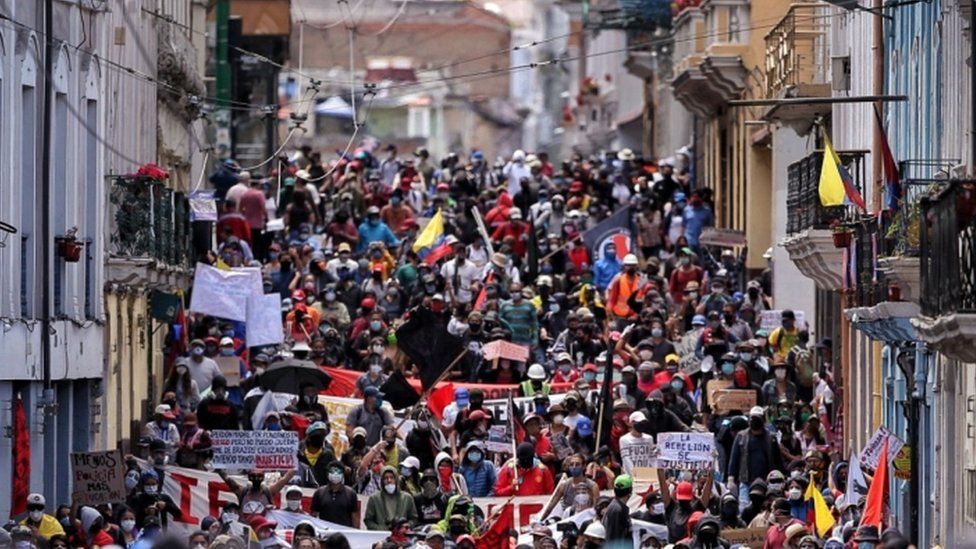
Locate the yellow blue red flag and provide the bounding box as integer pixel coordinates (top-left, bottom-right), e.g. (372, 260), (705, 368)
(819, 130), (866, 211)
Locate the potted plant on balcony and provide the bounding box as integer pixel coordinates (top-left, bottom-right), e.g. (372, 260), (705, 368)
(830, 218), (852, 248)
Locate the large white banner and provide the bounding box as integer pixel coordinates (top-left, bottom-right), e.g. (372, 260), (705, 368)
(246, 293), (284, 347)
(188, 263), (262, 321)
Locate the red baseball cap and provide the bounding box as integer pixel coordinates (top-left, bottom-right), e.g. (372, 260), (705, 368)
(676, 481), (695, 501)
(361, 297), (376, 310)
(582, 363), (598, 372)
(247, 515), (277, 534)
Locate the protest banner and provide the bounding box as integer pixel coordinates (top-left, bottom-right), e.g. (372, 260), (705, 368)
(71, 450), (126, 506)
(859, 425), (905, 469)
(712, 389), (757, 414)
(706, 379), (733, 406)
(266, 510), (388, 546)
(482, 340), (531, 363)
(721, 527), (768, 545)
(759, 310), (807, 331)
(652, 432), (715, 470)
(215, 356), (241, 387)
(619, 436), (657, 477)
(210, 430), (298, 470)
(188, 190), (218, 222)
(246, 293), (284, 347)
(699, 228), (747, 247)
(188, 263), (262, 321)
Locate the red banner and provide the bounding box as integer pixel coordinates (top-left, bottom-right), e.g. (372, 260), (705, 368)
(319, 366), (575, 400)
(11, 397), (29, 518)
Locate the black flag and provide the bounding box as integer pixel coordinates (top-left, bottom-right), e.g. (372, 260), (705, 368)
(380, 370), (421, 410)
(596, 340), (615, 449)
(395, 306), (465, 389)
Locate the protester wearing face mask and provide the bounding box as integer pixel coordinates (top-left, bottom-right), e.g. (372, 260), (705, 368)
(195, 376), (241, 431)
(297, 421), (336, 486)
(294, 382), (330, 423)
(457, 440), (496, 498)
(769, 309), (800, 360)
(657, 467), (713, 543)
(345, 386), (394, 447)
(187, 338), (222, 394)
(126, 470), (183, 529)
(163, 357), (201, 412)
(248, 515), (284, 548)
(216, 500), (242, 533)
(356, 351), (389, 397)
(363, 466), (418, 530)
(412, 469), (449, 525)
(281, 486), (307, 515)
(405, 411), (442, 471)
(495, 442), (555, 496)
(19, 493), (64, 540)
(110, 506), (140, 547)
(540, 453), (599, 519)
(218, 468), (295, 517)
(762, 360), (798, 406)
(175, 412), (211, 469)
(762, 498), (806, 548)
(143, 404), (180, 462)
(310, 460), (359, 527)
(727, 407), (785, 511)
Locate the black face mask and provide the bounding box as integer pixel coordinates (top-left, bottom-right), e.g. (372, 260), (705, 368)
(307, 433), (325, 448)
(721, 502), (738, 518)
(750, 417), (765, 431)
(449, 524), (466, 537)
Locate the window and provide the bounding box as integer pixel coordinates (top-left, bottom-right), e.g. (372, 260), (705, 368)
(408, 106), (430, 138)
(84, 98), (97, 319)
(53, 91), (67, 317)
(967, 469), (976, 524)
(21, 83), (36, 318)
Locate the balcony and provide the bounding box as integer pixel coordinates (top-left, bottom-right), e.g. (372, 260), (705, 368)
(843, 218), (920, 342)
(761, 3), (830, 129)
(779, 149), (867, 290)
(107, 176), (193, 288)
(670, 0), (749, 117)
(912, 180), (976, 361)
(586, 0), (673, 31)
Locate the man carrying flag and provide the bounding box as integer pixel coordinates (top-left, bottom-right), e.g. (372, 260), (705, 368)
(860, 438), (889, 528)
(804, 472), (836, 537)
(819, 128), (866, 211)
(412, 209), (445, 261)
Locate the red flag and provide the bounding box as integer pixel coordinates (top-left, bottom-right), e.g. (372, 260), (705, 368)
(11, 396), (29, 518)
(874, 106), (901, 211)
(473, 272), (494, 311)
(423, 243), (454, 266)
(507, 395), (526, 445)
(476, 503), (514, 547)
(426, 382), (456, 420)
(861, 438), (889, 528)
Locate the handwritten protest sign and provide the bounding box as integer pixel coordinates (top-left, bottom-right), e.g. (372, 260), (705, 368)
(859, 425), (905, 469)
(246, 293), (284, 347)
(71, 450), (126, 506)
(722, 527), (768, 545)
(189, 190), (218, 222)
(620, 436), (657, 476)
(215, 356), (242, 387)
(487, 425), (511, 453)
(211, 430), (298, 470)
(706, 379), (733, 406)
(652, 432), (715, 470)
(483, 340), (530, 362)
(712, 389), (757, 413)
(188, 263), (262, 321)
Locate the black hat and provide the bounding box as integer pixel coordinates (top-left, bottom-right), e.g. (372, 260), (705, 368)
(773, 498), (792, 516)
(211, 375), (228, 389)
(854, 525), (881, 542)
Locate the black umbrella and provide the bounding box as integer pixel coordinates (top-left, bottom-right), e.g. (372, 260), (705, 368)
(258, 358), (333, 394)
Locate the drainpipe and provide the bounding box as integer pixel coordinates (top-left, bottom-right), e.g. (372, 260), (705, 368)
(41, 0), (54, 397)
(872, 0), (884, 211)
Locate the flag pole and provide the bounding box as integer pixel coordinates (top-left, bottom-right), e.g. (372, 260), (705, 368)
(391, 347), (468, 431)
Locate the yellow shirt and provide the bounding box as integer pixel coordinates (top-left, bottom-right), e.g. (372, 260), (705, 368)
(21, 514), (65, 539)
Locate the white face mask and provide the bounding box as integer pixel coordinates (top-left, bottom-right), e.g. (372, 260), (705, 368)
(788, 488), (803, 501)
(121, 519), (136, 532)
(652, 502), (665, 514)
(639, 350), (652, 361)
(370, 365), (383, 375)
(286, 499), (302, 511)
(775, 369), (787, 380)
(552, 414), (564, 425)
(384, 483), (397, 494)
(144, 485), (158, 495)
(223, 512), (239, 524)
(328, 472), (344, 485)
(29, 510), (43, 522)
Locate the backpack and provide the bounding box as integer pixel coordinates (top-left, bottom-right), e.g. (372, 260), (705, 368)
(791, 345), (815, 387)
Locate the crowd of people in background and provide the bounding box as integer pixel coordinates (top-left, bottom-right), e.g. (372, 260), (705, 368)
(6, 143), (913, 549)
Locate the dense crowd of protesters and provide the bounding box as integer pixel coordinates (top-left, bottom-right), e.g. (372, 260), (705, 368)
(5, 144), (912, 549)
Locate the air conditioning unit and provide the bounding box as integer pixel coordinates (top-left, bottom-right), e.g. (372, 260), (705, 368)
(831, 56), (851, 92)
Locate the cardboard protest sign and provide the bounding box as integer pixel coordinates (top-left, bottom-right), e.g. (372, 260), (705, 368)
(483, 340), (530, 362)
(210, 430), (298, 470)
(215, 356), (242, 387)
(246, 293), (284, 347)
(712, 389), (757, 413)
(721, 526), (768, 545)
(859, 425), (905, 469)
(619, 436), (657, 476)
(188, 263), (261, 321)
(652, 432), (715, 470)
(706, 379), (733, 406)
(71, 450), (126, 506)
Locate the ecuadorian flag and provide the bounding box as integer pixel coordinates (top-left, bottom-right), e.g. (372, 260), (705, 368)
(819, 129), (866, 211)
(412, 209), (452, 265)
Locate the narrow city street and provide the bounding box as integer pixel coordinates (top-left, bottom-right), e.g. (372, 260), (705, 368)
(0, 0), (973, 547)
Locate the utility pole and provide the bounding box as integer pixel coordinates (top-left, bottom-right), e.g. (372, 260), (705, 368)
(41, 0), (53, 398)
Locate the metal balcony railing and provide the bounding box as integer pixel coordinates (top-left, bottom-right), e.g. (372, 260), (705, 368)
(786, 150), (867, 235)
(919, 180), (976, 316)
(588, 0), (673, 31)
(109, 176), (191, 268)
(849, 219), (890, 308)
(884, 159), (956, 257)
(764, 3), (830, 99)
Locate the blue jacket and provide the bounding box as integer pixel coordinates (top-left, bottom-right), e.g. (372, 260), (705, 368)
(357, 220), (401, 252)
(682, 205), (714, 247)
(461, 460), (497, 497)
(593, 243), (621, 291)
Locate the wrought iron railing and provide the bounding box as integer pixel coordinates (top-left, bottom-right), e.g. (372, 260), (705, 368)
(109, 176), (191, 268)
(884, 160), (956, 257)
(849, 218), (889, 307)
(786, 150), (867, 235)
(587, 0), (673, 31)
(919, 180), (976, 316)
(764, 3), (830, 98)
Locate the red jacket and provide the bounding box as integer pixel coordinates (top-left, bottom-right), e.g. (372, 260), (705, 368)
(491, 221), (530, 257)
(494, 461), (555, 496)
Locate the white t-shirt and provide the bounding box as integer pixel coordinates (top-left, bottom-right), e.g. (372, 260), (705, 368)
(619, 432), (653, 475)
(189, 356), (222, 393)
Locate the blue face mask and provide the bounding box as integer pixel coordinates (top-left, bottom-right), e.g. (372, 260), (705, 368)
(468, 451), (482, 463)
(221, 348), (235, 356)
(584, 372), (596, 382)
(567, 466), (583, 477)
(266, 423), (281, 431)
(740, 352), (754, 362)
(370, 320), (382, 332)
(535, 405), (547, 416)
(721, 363), (735, 376)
